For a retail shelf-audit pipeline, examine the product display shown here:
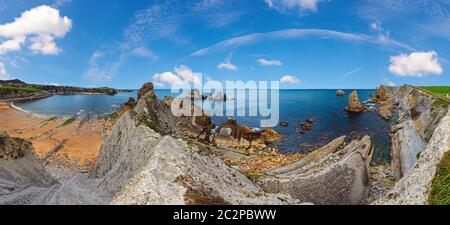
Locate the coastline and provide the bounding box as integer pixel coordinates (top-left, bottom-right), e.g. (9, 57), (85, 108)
(0, 102), (113, 174)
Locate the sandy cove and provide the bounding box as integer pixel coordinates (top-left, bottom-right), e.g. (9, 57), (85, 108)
(0, 102), (113, 170)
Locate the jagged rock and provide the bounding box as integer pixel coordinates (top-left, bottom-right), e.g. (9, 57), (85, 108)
(258, 136), (373, 205)
(345, 91), (367, 113)
(336, 90), (346, 96)
(374, 86), (394, 120)
(115, 97), (137, 119)
(137, 82), (155, 100)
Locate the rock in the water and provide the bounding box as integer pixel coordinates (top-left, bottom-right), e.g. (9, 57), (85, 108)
(261, 128), (285, 143)
(345, 91), (367, 113)
(279, 122), (289, 127)
(259, 136), (373, 205)
(336, 90), (346, 96)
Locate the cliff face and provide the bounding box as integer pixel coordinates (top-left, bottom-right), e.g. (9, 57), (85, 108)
(375, 110), (450, 204)
(385, 86), (448, 180)
(373, 85), (449, 204)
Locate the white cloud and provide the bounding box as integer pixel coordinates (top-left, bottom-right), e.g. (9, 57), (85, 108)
(217, 52), (238, 71)
(0, 37), (25, 54)
(0, 5), (72, 55)
(265, 0), (324, 13)
(191, 29), (413, 56)
(389, 51), (443, 77)
(258, 58), (282, 66)
(280, 75), (300, 84)
(0, 62), (11, 80)
(152, 65), (202, 87)
(218, 62), (237, 71)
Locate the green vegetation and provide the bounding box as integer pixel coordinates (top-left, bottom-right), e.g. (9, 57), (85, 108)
(246, 173), (263, 183)
(432, 99), (449, 108)
(419, 86), (450, 96)
(46, 117), (57, 122)
(428, 151), (450, 205)
(61, 117), (76, 127)
(0, 86), (42, 94)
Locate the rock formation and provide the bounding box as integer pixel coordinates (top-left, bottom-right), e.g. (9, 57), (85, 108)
(374, 86), (394, 120)
(258, 135), (373, 205)
(137, 82), (155, 100)
(345, 91), (367, 113)
(212, 118), (285, 148)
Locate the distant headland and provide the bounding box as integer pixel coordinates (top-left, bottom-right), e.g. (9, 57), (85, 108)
(0, 79), (132, 102)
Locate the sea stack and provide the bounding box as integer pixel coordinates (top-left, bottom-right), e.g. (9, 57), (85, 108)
(345, 91), (366, 113)
(336, 90), (346, 96)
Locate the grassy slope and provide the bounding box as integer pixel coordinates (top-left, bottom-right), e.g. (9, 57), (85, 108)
(415, 86), (450, 107)
(428, 150), (450, 205)
(0, 86), (42, 94)
(419, 86), (450, 96)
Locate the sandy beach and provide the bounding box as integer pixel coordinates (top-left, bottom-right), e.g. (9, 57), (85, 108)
(0, 102), (112, 169)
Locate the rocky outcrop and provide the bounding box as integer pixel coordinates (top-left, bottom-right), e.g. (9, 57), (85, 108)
(212, 118), (285, 148)
(374, 86), (394, 120)
(345, 91), (367, 113)
(375, 110), (450, 205)
(258, 135), (373, 205)
(137, 82), (155, 100)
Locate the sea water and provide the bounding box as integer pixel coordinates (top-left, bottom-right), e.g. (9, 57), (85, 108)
(14, 89), (393, 164)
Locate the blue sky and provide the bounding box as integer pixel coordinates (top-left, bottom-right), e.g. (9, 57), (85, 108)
(0, 0), (449, 89)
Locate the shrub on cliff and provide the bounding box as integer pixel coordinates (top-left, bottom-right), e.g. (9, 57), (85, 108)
(428, 151), (450, 205)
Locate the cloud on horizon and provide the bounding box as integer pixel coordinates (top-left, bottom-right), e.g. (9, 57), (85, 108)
(152, 65), (202, 87)
(280, 75), (300, 84)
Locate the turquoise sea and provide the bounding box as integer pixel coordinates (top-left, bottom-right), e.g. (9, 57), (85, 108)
(14, 89), (394, 164)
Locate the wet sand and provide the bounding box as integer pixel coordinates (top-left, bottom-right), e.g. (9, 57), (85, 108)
(0, 102), (112, 168)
